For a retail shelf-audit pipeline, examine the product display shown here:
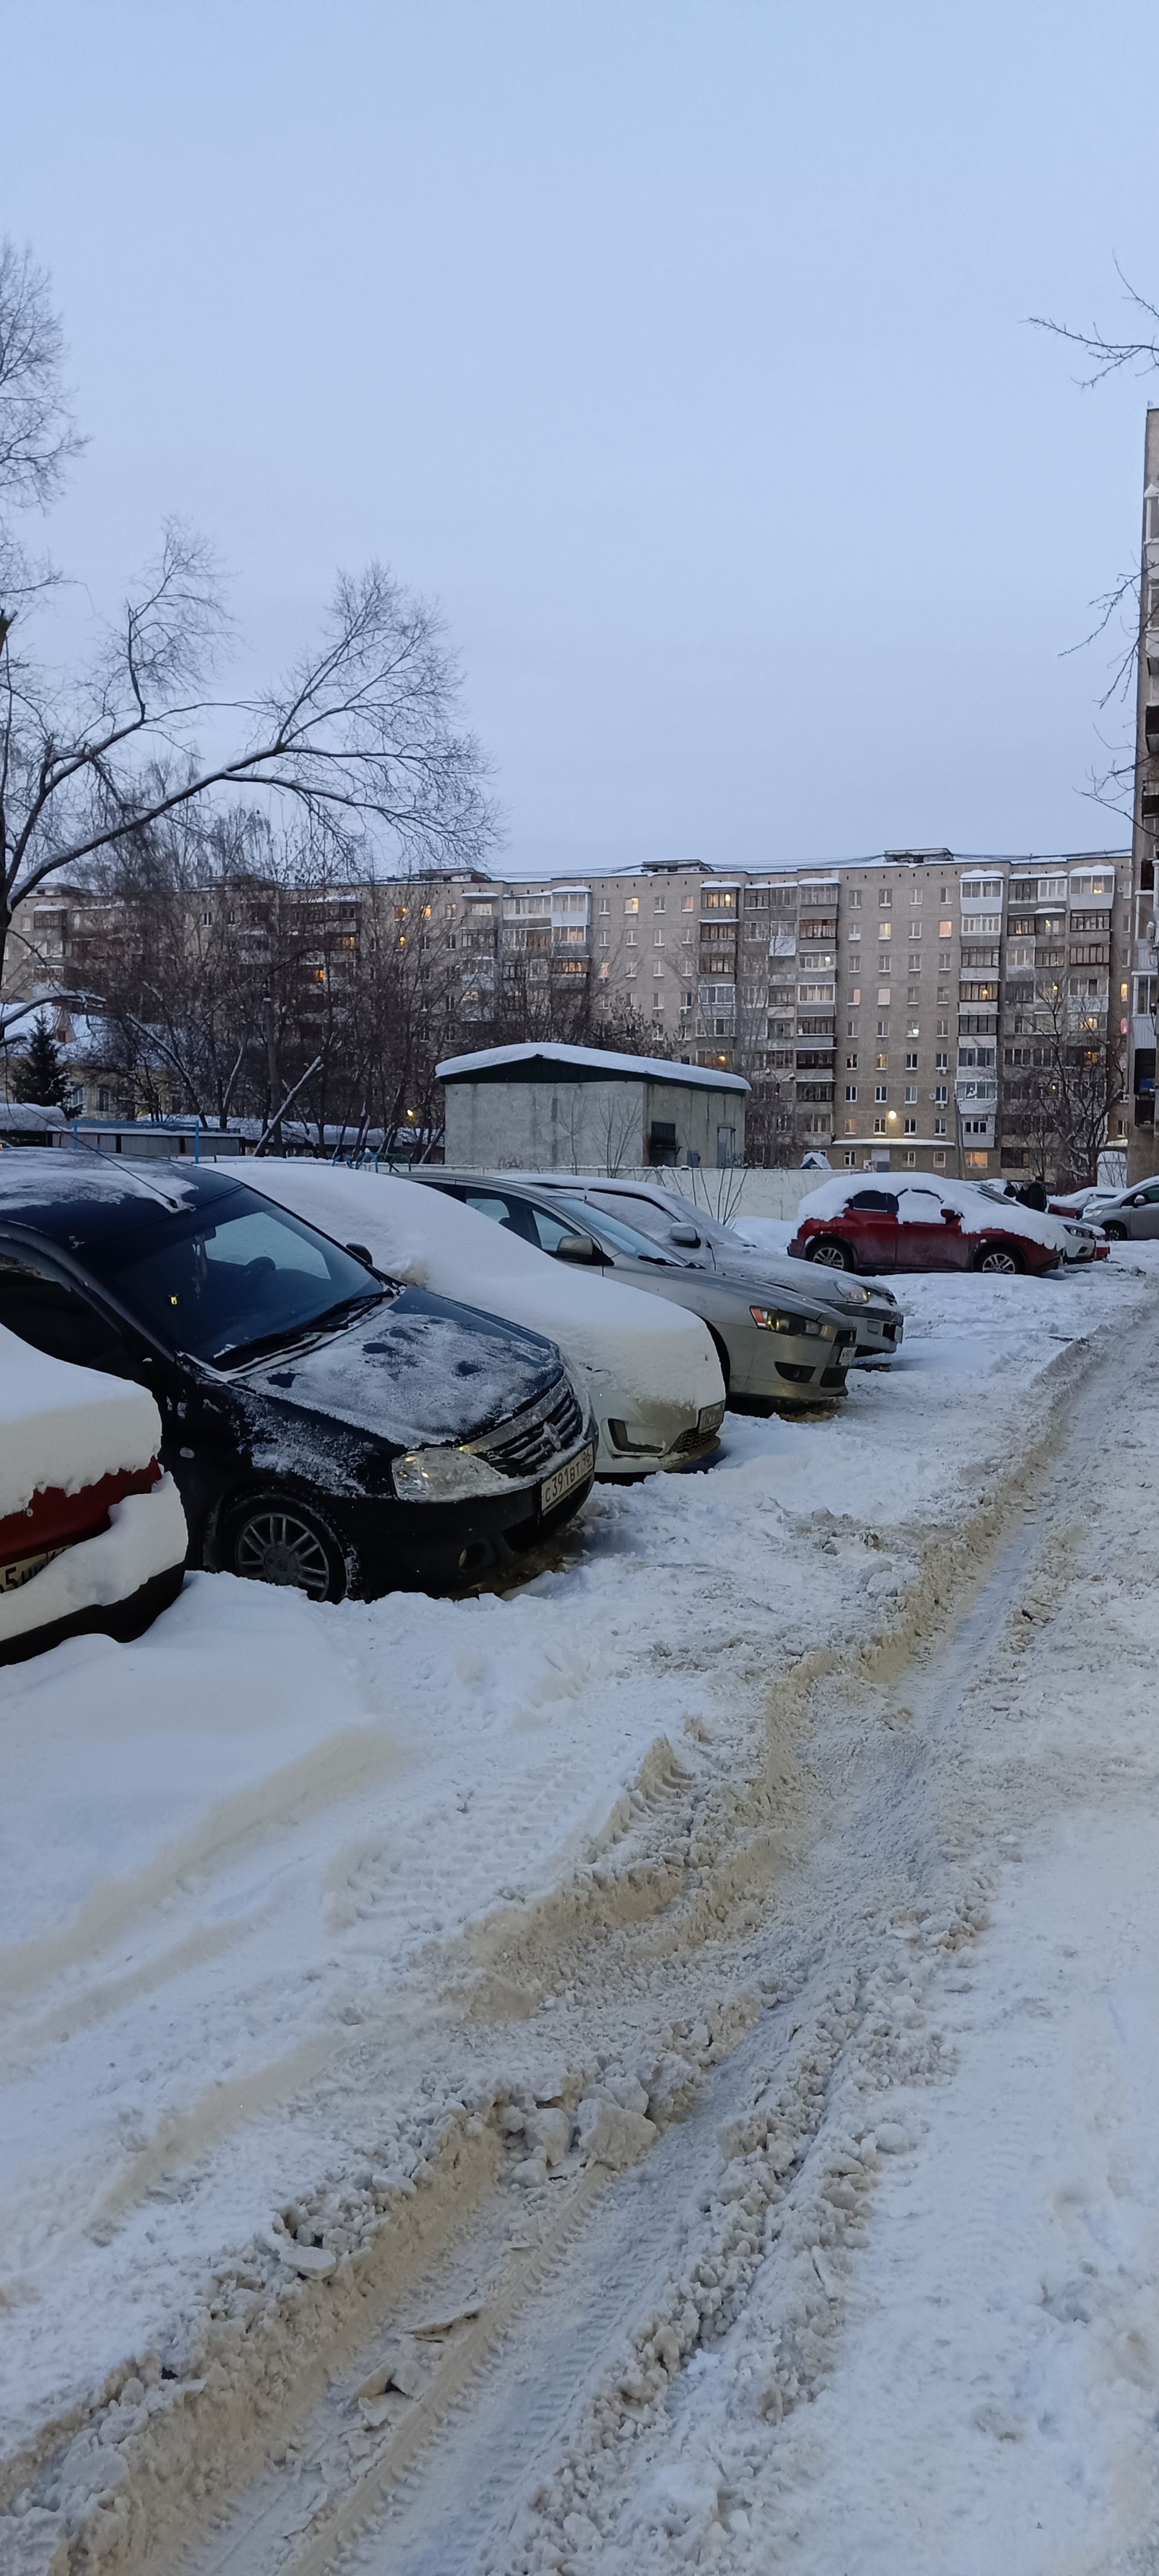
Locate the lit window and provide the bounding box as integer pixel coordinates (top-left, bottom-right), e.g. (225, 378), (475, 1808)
(876, 1051), (888, 1069)
(878, 921), (892, 940)
(624, 898), (639, 914)
(939, 919), (953, 937)
(682, 896), (695, 911)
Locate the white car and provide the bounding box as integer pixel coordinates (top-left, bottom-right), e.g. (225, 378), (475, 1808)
(241, 1163), (726, 1478)
(0, 1321), (187, 1666)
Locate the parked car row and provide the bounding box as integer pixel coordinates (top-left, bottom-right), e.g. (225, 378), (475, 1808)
(1, 1138), (1125, 1652)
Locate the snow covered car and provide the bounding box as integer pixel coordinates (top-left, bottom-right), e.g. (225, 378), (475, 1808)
(787, 1174), (1102, 1276)
(493, 1171), (904, 1364)
(0, 1321), (187, 1666)
(1084, 1177), (1159, 1242)
(0, 1156), (596, 1598)
(410, 1174), (858, 1411)
(240, 1161), (726, 1477)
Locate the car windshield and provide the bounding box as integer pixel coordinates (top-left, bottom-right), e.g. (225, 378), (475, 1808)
(86, 1190), (385, 1366)
(552, 1197), (674, 1263)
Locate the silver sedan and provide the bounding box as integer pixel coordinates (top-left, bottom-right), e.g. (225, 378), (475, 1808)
(410, 1175), (858, 1414)
(493, 1173), (904, 1364)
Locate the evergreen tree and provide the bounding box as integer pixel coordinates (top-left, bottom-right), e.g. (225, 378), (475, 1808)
(12, 1014), (70, 1106)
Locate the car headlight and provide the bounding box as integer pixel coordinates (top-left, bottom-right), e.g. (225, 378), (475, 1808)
(750, 1307), (829, 1337)
(392, 1446), (511, 1502)
(833, 1283), (873, 1306)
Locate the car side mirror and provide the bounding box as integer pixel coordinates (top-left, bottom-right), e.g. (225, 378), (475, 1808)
(669, 1225), (701, 1247)
(554, 1232), (602, 1263)
(940, 1208), (962, 1225)
(345, 1241), (375, 1268)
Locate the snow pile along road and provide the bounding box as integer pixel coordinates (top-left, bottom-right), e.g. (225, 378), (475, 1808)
(0, 1248), (1155, 2576)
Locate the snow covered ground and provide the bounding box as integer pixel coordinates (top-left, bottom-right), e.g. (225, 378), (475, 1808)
(1, 1247), (1157, 2573)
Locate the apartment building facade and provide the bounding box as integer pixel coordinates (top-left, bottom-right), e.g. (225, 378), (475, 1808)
(486, 848), (1128, 1176)
(2, 851), (1128, 1174)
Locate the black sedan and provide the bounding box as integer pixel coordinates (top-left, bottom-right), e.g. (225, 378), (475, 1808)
(0, 1155), (596, 1598)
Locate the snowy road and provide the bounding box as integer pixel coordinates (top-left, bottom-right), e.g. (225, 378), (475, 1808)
(2, 1252), (1158, 2574)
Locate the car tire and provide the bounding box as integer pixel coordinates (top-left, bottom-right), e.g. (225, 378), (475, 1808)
(220, 1491), (350, 1601)
(973, 1242), (1024, 1275)
(1101, 1221), (1128, 1240)
(806, 1240), (854, 1271)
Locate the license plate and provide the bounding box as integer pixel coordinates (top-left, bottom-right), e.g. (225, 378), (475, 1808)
(0, 1544), (66, 1593)
(540, 1444), (595, 1514)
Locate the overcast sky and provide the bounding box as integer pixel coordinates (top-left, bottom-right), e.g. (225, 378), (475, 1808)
(5, 1), (1158, 876)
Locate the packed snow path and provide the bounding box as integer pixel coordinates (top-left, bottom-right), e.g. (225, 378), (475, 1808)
(2, 1257), (1157, 2575)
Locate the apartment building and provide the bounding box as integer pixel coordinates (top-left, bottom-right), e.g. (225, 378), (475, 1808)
(2, 853), (1128, 1176)
(1127, 406), (1159, 1177)
(490, 848), (1128, 1176)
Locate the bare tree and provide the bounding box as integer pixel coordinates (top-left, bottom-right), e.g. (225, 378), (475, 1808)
(1001, 979), (1126, 1190)
(0, 245), (495, 999)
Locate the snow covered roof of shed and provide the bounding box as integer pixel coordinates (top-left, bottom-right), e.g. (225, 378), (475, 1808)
(436, 1042), (749, 1095)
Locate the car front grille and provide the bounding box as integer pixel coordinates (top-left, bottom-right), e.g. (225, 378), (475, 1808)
(475, 1378), (585, 1479)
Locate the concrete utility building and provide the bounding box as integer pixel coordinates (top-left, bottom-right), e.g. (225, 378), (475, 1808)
(436, 1042), (748, 1171)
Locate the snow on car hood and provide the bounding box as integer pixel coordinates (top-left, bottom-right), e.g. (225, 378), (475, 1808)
(797, 1173), (1075, 1252)
(0, 1319), (162, 1520)
(237, 1286), (560, 1450)
(241, 1164), (723, 1411)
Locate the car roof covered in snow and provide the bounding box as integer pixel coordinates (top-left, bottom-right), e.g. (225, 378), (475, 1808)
(796, 1171), (1074, 1248)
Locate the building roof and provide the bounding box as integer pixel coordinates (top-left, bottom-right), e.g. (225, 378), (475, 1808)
(436, 1041), (749, 1095)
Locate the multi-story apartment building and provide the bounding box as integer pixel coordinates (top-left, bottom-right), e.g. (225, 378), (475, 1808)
(487, 848), (1128, 1176)
(1127, 406), (1159, 1177)
(2, 853), (1128, 1174)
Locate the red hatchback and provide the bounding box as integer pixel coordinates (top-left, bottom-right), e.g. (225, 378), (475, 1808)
(787, 1178), (1068, 1277)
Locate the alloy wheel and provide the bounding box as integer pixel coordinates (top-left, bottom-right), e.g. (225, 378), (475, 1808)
(232, 1507), (335, 1598)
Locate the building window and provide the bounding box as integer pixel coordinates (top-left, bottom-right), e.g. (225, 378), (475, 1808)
(878, 888), (892, 908)
(934, 1149), (946, 1166)
(843, 1149), (858, 1164)
(654, 898), (666, 912)
(875, 1083), (888, 1103)
(845, 1084), (858, 1101)
(904, 1149), (917, 1164)
(653, 961), (664, 978)
(682, 895), (695, 911)
(846, 1052), (858, 1068)
(908, 923), (921, 940)
(905, 1051), (918, 1069)
(878, 921), (892, 941)
(934, 1117), (947, 1135)
(848, 889), (862, 908)
(903, 1085), (916, 1103)
(873, 1116), (887, 1134)
(877, 986), (892, 1004)
(876, 1051), (888, 1068)
(965, 1149), (989, 1168)
(598, 897), (610, 914)
(624, 898), (639, 914)
(904, 1118), (917, 1135)
(654, 930), (664, 946)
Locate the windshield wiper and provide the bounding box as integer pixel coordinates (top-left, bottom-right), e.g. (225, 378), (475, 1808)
(212, 1287), (385, 1370)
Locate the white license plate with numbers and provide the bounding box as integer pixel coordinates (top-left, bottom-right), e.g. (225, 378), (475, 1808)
(540, 1444), (595, 1514)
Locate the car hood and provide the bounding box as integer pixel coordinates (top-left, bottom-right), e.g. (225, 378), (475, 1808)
(703, 1242), (898, 1315)
(232, 1284), (562, 1452)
